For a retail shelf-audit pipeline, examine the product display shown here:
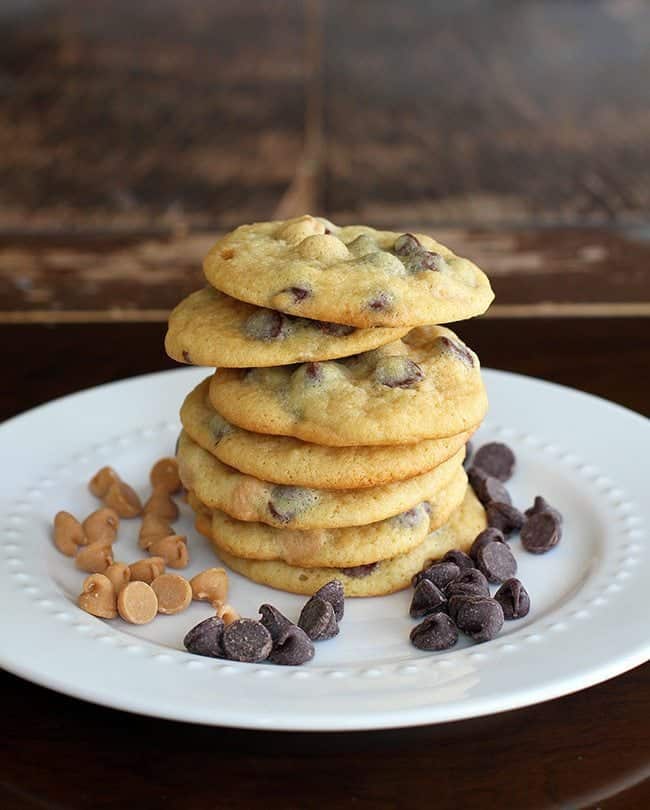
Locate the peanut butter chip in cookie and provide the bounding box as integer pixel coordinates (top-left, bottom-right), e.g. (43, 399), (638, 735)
(117, 581), (158, 625)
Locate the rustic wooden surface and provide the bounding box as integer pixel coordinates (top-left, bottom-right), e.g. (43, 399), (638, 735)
(0, 318), (649, 810)
(1, 0), (650, 321)
(1, 2), (649, 807)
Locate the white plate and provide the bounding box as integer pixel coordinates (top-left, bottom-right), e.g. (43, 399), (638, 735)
(0, 368), (648, 730)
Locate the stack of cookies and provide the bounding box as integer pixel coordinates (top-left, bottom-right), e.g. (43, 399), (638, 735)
(166, 215), (494, 596)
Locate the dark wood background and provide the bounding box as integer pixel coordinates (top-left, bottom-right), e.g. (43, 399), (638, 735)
(0, 2), (648, 809)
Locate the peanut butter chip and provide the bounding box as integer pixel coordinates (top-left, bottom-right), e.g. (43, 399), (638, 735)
(117, 581), (158, 624)
(82, 508), (120, 545)
(104, 480), (142, 518)
(129, 557), (166, 584)
(139, 513), (173, 550)
(190, 568), (229, 606)
(53, 511), (85, 556)
(143, 487), (179, 521)
(215, 603), (240, 626)
(151, 574), (192, 615)
(148, 535), (189, 569)
(89, 466), (120, 498)
(75, 541), (113, 573)
(78, 574), (118, 619)
(104, 562), (131, 593)
(150, 457), (181, 494)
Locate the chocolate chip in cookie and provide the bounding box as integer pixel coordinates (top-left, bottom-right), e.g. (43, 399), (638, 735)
(267, 486), (319, 524)
(243, 309), (289, 341)
(374, 356), (424, 388)
(437, 336), (475, 367)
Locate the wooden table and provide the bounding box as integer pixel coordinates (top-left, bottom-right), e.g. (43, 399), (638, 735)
(1, 2), (648, 808)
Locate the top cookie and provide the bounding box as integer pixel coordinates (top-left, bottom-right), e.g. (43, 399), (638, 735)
(203, 215), (494, 327)
(210, 325), (488, 446)
(165, 287), (408, 367)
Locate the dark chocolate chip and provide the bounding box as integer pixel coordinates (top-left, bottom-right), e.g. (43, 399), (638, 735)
(470, 527), (506, 562)
(437, 336), (474, 367)
(447, 595), (469, 623)
(476, 541), (518, 584)
(409, 580), (448, 618)
(521, 511), (562, 554)
(525, 495), (563, 526)
(221, 619), (273, 663)
(394, 233), (421, 256)
(407, 250), (445, 273)
(209, 413), (230, 443)
(471, 471), (512, 507)
(374, 356), (424, 388)
(259, 604), (294, 645)
(315, 579), (345, 621)
(455, 596), (504, 642)
(182, 349), (191, 364)
(487, 502), (525, 536)
(367, 292), (393, 312)
(410, 613), (459, 651)
(288, 286), (310, 302)
(268, 486), (318, 524)
(340, 562), (378, 578)
(412, 561), (460, 590)
(473, 442), (516, 482)
(267, 625), (315, 666)
(393, 504), (427, 528)
(494, 578), (531, 619)
(298, 596), (339, 641)
(183, 617), (225, 658)
(243, 309), (289, 341)
(314, 321), (356, 337)
(445, 568), (490, 599)
(442, 549), (475, 572)
(474, 442), (515, 481)
(299, 361), (323, 382)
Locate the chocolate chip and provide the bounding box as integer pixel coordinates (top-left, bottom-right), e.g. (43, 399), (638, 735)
(412, 561), (460, 590)
(471, 471), (512, 507)
(525, 495), (563, 526)
(407, 250), (445, 273)
(374, 356), (424, 388)
(442, 549), (475, 572)
(183, 617), (224, 658)
(222, 619), (273, 663)
(367, 291), (394, 312)
(393, 504), (427, 528)
(315, 579), (345, 621)
(410, 613), (459, 651)
(463, 440), (474, 470)
(259, 604), (294, 644)
(288, 286), (310, 302)
(409, 580), (447, 618)
(437, 336), (474, 367)
(340, 562), (378, 578)
(394, 233), (421, 256)
(476, 541), (518, 584)
(182, 349), (191, 364)
(299, 361), (323, 383)
(487, 502), (525, 536)
(445, 568), (490, 599)
(494, 578), (531, 619)
(208, 413), (230, 443)
(473, 442), (516, 482)
(243, 309), (288, 341)
(447, 595), (469, 623)
(521, 511), (562, 554)
(314, 321), (356, 337)
(298, 596), (339, 641)
(267, 625), (315, 666)
(454, 596), (504, 642)
(268, 486), (318, 524)
(470, 527), (505, 560)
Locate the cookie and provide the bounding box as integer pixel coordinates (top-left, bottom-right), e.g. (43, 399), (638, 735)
(165, 287), (409, 368)
(209, 326), (488, 446)
(189, 467), (468, 568)
(209, 487), (487, 597)
(203, 216), (494, 328)
(177, 430), (464, 529)
(180, 379), (475, 489)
